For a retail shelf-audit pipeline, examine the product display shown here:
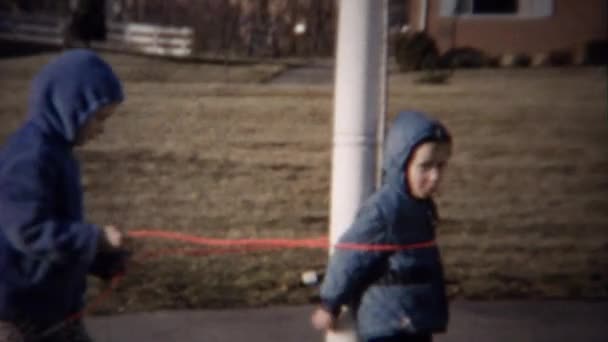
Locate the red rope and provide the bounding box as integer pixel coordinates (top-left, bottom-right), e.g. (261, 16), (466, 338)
(127, 229), (435, 252)
(128, 230), (329, 249)
(42, 230), (435, 338)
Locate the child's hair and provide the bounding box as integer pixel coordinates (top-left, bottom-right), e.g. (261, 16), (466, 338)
(403, 120), (452, 169)
(422, 121), (452, 145)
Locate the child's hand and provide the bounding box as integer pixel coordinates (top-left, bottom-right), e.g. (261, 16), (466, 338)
(311, 307), (336, 331)
(98, 225), (124, 251)
(92, 225), (133, 280)
(97, 225), (130, 253)
(103, 225), (123, 248)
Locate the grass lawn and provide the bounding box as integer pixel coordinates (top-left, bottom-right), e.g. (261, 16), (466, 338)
(1, 51), (606, 314)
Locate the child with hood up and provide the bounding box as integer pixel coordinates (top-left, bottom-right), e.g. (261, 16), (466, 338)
(311, 111), (452, 342)
(0, 50), (130, 342)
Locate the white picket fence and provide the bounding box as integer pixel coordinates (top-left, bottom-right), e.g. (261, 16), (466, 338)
(0, 13), (194, 58)
(106, 22), (193, 57)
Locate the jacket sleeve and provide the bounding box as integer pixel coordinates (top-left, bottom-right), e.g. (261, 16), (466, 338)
(0, 152), (99, 284)
(319, 204), (390, 316)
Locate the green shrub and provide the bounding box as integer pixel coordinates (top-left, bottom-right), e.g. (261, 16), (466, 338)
(438, 47), (489, 69)
(394, 31), (439, 72)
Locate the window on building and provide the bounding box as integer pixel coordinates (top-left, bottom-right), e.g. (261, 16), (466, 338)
(471, 0), (517, 14)
(441, 0), (553, 17)
(441, 0), (522, 16)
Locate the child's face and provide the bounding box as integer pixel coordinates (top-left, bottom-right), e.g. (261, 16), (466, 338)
(406, 141), (451, 199)
(76, 104), (118, 146)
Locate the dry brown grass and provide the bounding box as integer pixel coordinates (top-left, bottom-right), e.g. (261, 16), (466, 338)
(0, 52), (606, 314)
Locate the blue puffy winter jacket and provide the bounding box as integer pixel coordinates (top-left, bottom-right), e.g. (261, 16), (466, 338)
(0, 50), (124, 325)
(320, 111), (450, 339)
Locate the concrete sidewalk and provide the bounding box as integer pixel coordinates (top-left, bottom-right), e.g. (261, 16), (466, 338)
(87, 301), (608, 342)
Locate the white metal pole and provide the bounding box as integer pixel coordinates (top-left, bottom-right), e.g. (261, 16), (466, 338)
(328, 0), (387, 341)
(376, 0), (389, 189)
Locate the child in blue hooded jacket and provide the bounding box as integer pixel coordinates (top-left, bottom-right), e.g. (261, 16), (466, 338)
(0, 50), (129, 342)
(311, 111), (452, 342)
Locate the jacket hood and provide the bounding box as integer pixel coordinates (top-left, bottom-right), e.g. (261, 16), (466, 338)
(382, 111), (451, 194)
(27, 49), (124, 145)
